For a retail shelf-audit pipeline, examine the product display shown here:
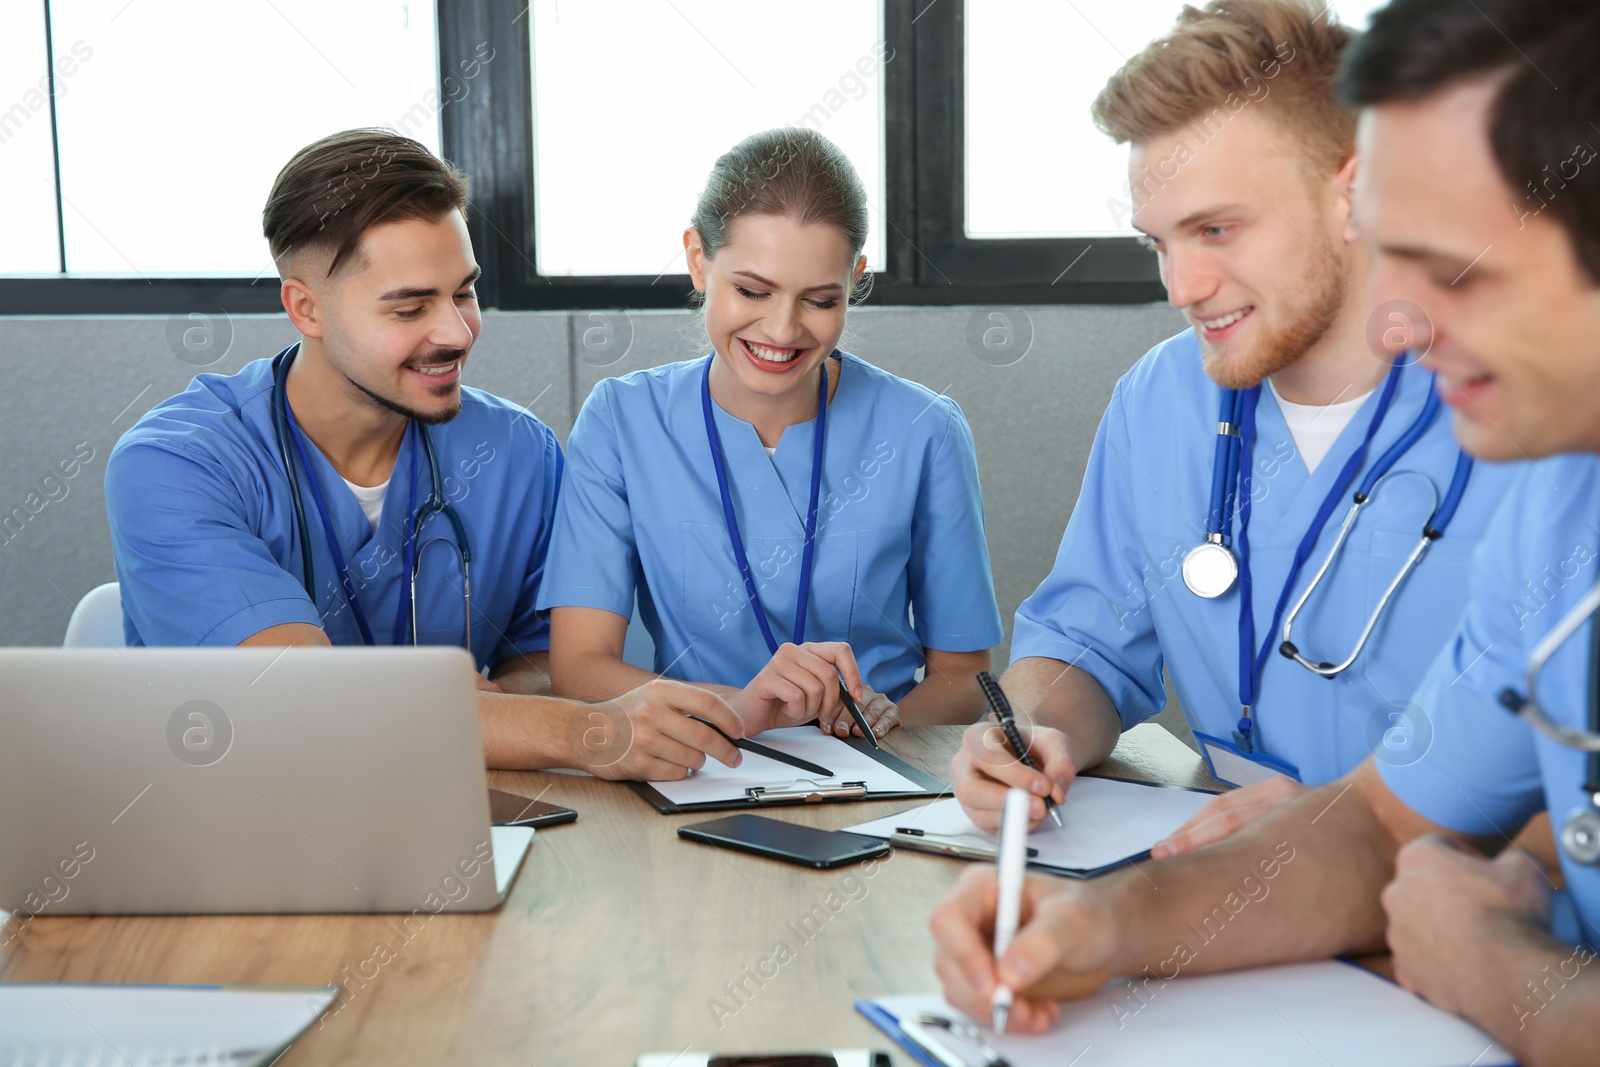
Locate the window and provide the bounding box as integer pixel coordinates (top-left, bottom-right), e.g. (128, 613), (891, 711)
(42, 0), (438, 275)
(965, 0), (1394, 240)
(0, 3), (61, 273)
(529, 0), (887, 278)
(1, 0), (1403, 312)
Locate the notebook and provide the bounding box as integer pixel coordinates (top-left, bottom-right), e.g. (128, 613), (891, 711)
(0, 983), (336, 1065)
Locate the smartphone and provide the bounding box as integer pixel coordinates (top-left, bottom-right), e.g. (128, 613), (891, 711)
(637, 1054), (890, 1067)
(678, 814), (891, 869)
(707, 1057), (890, 1067)
(487, 788), (577, 828)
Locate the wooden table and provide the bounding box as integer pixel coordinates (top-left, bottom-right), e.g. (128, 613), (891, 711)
(1, 724), (1219, 1065)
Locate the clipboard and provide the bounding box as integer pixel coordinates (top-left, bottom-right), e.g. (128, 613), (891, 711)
(853, 1000), (976, 1067)
(855, 963), (1516, 1067)
(847, 776), (1220, 878)
(627, 734), (949, 814)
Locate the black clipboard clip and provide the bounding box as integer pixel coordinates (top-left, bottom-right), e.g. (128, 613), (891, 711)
(746, 780), (868, 802)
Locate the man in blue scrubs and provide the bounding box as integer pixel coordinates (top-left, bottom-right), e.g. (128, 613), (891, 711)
(952, 0), (1513, 846)
(106, 129), (748, 779)
(930, 2), (1600, 1058)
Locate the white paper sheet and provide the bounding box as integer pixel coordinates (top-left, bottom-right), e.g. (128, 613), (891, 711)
(0, 983), (337, 1065)
(864, 961), (1512, 1067)
(846, 777), (1215, 873)
(648, 727), (923, 804)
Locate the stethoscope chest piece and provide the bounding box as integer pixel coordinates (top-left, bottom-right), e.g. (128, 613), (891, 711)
(1561, 805), (1600, 866)
(1183, 540), (1239, 599)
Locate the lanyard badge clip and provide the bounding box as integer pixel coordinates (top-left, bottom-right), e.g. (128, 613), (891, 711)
(1233, 707), (1254, 754)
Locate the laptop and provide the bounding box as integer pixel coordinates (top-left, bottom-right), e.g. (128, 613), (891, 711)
(0, 646), (532, 915)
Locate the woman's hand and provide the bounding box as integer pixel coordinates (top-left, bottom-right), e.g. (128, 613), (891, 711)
(729, 641), (864, 735)
(820, 681), (900, 740)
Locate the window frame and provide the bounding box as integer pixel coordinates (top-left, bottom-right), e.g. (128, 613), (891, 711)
(0, 0), (1165, 315)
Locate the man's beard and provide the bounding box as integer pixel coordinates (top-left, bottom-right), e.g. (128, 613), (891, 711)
(347, 350), (467, 426)
(1200, 251), (1347, 391)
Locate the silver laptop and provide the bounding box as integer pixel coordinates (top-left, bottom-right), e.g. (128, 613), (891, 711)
(0, 647), (532, 915)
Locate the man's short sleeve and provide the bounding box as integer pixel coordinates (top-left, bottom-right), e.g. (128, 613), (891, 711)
(106, 439), (320, 647)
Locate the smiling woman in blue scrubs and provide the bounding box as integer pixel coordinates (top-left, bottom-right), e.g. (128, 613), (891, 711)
(540, 128), (1004, 738)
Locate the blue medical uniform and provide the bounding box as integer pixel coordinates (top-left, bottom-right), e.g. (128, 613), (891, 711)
(1011, 329), (1515, 785)
(536, 353), (1004, 701)
(1383, 455), (1600, 949)
(105, 355), (562, 671)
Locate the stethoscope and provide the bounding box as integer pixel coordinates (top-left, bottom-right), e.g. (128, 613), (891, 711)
(1181, 359), (1474, 752)
(1500, 575), (1600, 865)
(700, 352), (828, 653)
(270, 343), (472, 648)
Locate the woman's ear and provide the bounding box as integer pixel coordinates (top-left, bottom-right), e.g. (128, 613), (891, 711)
(684, 228), (708, 291)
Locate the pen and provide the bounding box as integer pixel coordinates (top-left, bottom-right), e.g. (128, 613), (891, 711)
(991, 786), (1030, 1035)
(684, 714), (834, 778)
(838, 678), (879, 748)
(976, 670), (1064, 829)
(893, 827), (1039, 859)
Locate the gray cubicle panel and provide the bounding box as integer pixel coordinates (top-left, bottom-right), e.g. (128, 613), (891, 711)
(0, 305), (1184, 659)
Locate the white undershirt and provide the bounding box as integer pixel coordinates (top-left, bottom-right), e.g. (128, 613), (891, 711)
(764, 446), (777, 458)
(1267, 379), (1372, 474)
(341, 476), (390, 533)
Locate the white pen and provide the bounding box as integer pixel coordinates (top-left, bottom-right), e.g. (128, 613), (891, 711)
(991, 785), (1030, 1034)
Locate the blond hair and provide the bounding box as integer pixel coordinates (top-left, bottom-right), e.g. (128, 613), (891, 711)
(1092, 0), (1356, 177)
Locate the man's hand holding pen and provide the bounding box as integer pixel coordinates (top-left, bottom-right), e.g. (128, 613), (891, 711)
(929, 866), (1116, 1035)
(952, 719), (1077, 834)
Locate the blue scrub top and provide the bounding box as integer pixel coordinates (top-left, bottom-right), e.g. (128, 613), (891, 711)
(105, 354), (563, 671)
(536, 353), (1004, 701)
(1011, 329), (1515, 785)
(1383, 454), (1600, 950)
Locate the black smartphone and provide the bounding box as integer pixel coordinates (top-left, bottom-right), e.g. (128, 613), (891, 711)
(707, 1056), (890, 1067)
(488, 788), (577, 828)
(678, 814), (890, 869)
(637, 1054), (890, 1067)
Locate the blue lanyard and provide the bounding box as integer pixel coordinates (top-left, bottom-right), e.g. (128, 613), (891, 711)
(700, 354), (828, 655)
(284, 404), (417, 647)
(1205, 390), (1247, 538)
(1233, 361), (1408, 746)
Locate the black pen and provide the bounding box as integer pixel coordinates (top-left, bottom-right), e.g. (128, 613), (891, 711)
(838, 679), (879, 749)
(976, 670), (1064, 829)
(684, 714), (834, 778)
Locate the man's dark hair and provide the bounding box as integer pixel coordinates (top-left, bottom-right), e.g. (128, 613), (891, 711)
(1338, 0), (1600, 282)
(263, 128), (471, 278)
